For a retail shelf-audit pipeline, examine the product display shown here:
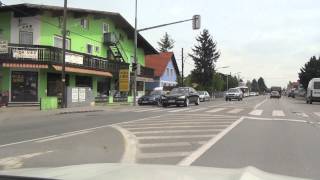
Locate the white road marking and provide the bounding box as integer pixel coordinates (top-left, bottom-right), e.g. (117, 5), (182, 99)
(138, 151), (191, 159)
(227, 108), (244, 114)
(254, 98), (268, 109)
(249, 109), (263, 116)
(205, 108), (226, 113)
(243, 116), (307, 123)
(168, 108), (191, 113)
(138, 141), (206, 148)
(314, 112), (320, 117)
(125, 124), (230, 131)
(133, 108), (160, 112)
(136, 134), (214, 140)
(149, 108), (168, 112)
(130, 119), (236, 124)
(178, 116), (244, 166)
(272, 110), (285, 117)
(0, 151), (53, 170)
(121, 121), (233, 127)
(35, 130), (92, 143)
(295, 112), (309, 118)
(188, 108), (208, 112)
(133, 128), (223, 135)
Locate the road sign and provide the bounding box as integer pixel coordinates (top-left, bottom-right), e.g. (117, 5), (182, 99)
(0, 40), (8, 54)
(119, 69), (130, 92)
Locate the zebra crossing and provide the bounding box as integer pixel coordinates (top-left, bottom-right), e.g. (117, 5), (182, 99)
(112, 106), (320, 119)
(113, 114), (239, 164)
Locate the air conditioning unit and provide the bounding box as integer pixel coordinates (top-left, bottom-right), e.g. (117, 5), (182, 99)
(104, 32), (117, 45)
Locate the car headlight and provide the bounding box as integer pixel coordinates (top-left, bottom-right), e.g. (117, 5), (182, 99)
(178, 96), (186, 99)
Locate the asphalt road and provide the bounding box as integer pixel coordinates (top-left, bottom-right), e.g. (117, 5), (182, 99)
(0, 96), (320, 179)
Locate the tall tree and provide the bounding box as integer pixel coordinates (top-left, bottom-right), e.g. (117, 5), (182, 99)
(299, 56), (320, 89)
(157, 32), (175, 52)
(189, 29), (220, 91)
(212, 73), (224, 91)
(258, 77), (267, 93)
(251, 79), (259, 92)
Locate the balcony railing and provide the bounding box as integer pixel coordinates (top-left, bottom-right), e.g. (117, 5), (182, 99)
(0, 43), (129, 74)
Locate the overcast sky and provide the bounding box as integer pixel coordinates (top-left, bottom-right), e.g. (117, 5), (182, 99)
(7, 0), (320, 87)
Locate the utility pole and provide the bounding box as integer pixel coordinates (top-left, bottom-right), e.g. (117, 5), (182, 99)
(61, 0), (67, 108)
(226, 74), (228, 91)
(181, 48), (184, 87)
(133, 0), (138, 106)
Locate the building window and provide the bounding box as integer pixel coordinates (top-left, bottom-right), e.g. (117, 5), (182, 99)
(170, 69), (173, 78)
(102, 23), (109, 33)
(95, 46), (100, 53)
(76, 75), (92, 88)
(166, 68), (169, 76)
(80, 18), (89, 29)
(53, 35), (71, 50)
(19, 31), (33, 44)
(86, 44), (93, 54)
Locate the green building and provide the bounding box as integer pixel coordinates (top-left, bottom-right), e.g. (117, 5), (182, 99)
(0, 3), (156, 105)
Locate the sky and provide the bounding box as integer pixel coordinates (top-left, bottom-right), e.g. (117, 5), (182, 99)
(6, 0), (320, 87)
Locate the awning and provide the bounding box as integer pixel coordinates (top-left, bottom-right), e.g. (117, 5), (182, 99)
(52, 65), (112, 77)
(2, 63), (48, 69)
(136, 76), (155, 82)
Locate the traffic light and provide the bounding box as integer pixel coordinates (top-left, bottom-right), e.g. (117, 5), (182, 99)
(132, 62), (137, 71)
(192, 15), (201, 30)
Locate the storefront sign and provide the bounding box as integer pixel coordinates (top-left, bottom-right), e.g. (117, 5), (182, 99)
(78, 88), (86, 102)
(65, 52), (83, 65)
(119, 69), (129, 92)
(71, 88), (79, 102)
(0, 40), (8, 54)
(12, 49), (38, 59)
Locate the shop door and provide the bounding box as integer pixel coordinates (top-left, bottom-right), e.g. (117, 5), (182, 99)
(11, 71), (38, 102)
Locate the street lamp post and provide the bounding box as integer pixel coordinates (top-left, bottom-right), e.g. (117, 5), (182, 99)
(61, 0), (67, 108)
(133, 0), (201, 106)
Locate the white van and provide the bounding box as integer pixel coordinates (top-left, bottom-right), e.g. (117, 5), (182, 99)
(306, 78), (320, 104)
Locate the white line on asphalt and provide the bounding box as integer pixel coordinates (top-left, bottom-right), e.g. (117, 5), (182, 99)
(129, 119), (236, 124)
(133, 128), (223, 135)
(35, 130), (92, 143)
(172, 114), (238, 118)
(249, 109), (263, 116)
(125, 125), (230, 131)
(314, 112), (320, 117)
(111, 125), (138, 163)
(243, 116), (307, 123)
(138, 151), (191, 159)
(149, 108), (168, 112)
(205, 108), (226, 113)
(0, 115), (166, 148)
(227, 108), (244, 114)
(138, 141), (206, 148)
(188, 108), (208, 112)
(121, 121), (233, 127)
(168, 108), (191, 113)
(133, 108), (161, 112)
(272, 110), (285, 117)
(296, 112), (309, 118)
(208, 102), (230, 108)
(178, 116), (244, 166)
(136, 134), (214, 140)
(254, 97), (267, 109)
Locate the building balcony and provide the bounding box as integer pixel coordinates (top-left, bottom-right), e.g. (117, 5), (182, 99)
(0, 43), (129, 75)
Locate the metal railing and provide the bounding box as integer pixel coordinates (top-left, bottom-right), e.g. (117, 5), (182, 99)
(0, 43), (129, 74)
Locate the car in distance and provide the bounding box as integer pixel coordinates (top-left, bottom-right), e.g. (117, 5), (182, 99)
(198, 91), (210, 102)
(270, 91), (280, 99)
(161, 87), (200, 107)
(306, 78), (320, 104)
(225, 88), (243, 101)
(287, 90), (295, 98)
(138, 90), (166, 105)
(249, 92), (256, 96)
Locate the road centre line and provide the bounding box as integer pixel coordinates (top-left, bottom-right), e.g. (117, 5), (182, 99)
(0, 115), (166, 148)
(178, 116), (245, 166)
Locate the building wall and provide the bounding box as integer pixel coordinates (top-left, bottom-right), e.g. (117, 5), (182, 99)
(0, 12), (11, 41)
(0, 67), (10, 93)
(10, 15), (41, 44)
(160, 59), (177, 86)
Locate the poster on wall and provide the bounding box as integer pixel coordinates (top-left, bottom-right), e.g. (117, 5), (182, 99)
(119, 69), (129, 92)
(12, 49), (38, 59)
(0, 40), (8, 54)
(71, 88), (79, 103)
(78, 88), (86, 102)
(65, 52), (83, 65)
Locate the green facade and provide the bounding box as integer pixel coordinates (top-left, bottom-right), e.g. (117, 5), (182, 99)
(0, 12), (11, 41)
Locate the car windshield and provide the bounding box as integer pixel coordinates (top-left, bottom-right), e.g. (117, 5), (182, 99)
(228, 89), (238, 93)
(150, 91), (162, 95)
(1, 1), (320, 179)
(170, 88), (188, 94)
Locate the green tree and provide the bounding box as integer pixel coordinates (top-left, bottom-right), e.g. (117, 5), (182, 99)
(257, 77), (267, 93)
(299, 56), (320, 89)
(157, 32), (175, 52)
(251, 79), (259, 92)
(212, 73), (225, 91)
(189, 29), (220, 91)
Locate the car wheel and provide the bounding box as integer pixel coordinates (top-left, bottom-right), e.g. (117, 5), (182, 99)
(157, 101), (162, 106)
(162, 104), (168, 108)
(184, 98), (189, 107)
(195, 98), (200, 105)
(176, 104), (180, 107)
(310, 100), (313, 104)
(238, 98), (240, 101)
